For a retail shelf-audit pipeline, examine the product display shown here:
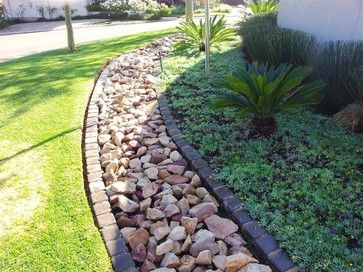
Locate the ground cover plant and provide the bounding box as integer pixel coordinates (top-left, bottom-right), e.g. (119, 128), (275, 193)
(159, 38), (363, 271)
(0, 29), (176, 271)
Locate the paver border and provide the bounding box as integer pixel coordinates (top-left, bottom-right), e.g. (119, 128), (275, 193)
(82, 59), (138, 272)
(157, 95), (299, 272)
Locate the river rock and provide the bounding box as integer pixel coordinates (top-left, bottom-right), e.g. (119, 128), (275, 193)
(204, 215), (238, 239)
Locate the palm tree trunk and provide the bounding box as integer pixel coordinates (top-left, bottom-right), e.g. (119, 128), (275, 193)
(185, 0), (193, 21)
(64, 0), (75, 52)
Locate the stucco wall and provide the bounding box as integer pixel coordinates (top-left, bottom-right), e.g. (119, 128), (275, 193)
(3, 0), (89, 19)
(278, 0), (363, 42)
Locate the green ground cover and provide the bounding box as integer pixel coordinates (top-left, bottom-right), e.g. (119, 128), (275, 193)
(159, 39), (363, 272)
(0, 29), (175, 272)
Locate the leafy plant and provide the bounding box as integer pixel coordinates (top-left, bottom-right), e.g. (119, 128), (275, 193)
(213, 62), (326, 136)
(245, 0), (280, 15)
(239, 13), (317, 66)
(176, 16), (235, 53)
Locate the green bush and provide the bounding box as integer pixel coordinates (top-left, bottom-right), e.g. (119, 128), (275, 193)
(238, 13), (317, 66)
(312, 41), (363, 113)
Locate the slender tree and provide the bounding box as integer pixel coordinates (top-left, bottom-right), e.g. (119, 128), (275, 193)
(64, 0), (75, 52)
(186, 0), (193, 21)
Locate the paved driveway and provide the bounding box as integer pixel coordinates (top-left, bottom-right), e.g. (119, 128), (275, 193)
(0, 8), (243, 63)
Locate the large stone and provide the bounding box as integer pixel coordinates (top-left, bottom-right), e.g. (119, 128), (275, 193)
(195, 250), (212, 265)
(238, 263), (272, 272)
(189, 203), (217, 222)
(99, 134), (111, 145)
(192, 229), (215, 242)
(154, 226), (171, 241)
(150, 152), (167, 164)
(178, 255), (196, 272)
(128, 228), (149, 249)
(129, 158), (142, 168)
(142, 182), (159, 198)
(164, 204), (180, 218)
(117, 216), (136, 228)
(189, 237), (219, 257)
(145, 167), (159, 180)
(170, 150), (182, 162)
(156, 239), (174, 256)
(161, 194), (178, 206)
(111, 181), (136, 194)
(167, 226), (186, 241)
(165, 175), (189, 185)
(225, 253), (258, 272)
(132, 243), (147, 262)
(141, 259), (156, 272)
(181, 217), (198, 235)
(116, 195), (139, 213)
(181, 235), (192, 252)
(120, 227), (136, 243)
(167, 164), (186, 175)
(140, 198), (152, 212)
(204, 215), (238, 240)
(213, 255), (227, 271)
(195, 187), (208, 199)
(161, 252), (180, 268)
(224, 233), (246, 247)
(146, 208), (165, 220)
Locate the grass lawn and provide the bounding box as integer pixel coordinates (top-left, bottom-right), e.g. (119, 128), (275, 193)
(159, 39), (363, 272)
(0, 28), (176, 271)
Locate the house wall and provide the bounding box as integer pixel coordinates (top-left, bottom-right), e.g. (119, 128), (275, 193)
(3, 0), (90, 19)
(278, 0), (363, 42)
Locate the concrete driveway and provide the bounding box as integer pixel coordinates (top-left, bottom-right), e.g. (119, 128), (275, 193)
(0, 8), (243, 63)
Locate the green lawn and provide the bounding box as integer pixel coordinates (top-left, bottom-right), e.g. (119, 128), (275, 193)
(159, 40), (363, 272)
(0, 29), (175, 272)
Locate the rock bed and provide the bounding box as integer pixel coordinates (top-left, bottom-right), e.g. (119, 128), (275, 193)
(95, 37), (271, 272)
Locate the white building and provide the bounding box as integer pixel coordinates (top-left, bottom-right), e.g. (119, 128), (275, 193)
(2, 0), (92, 20)
(278, 0), (363, 42)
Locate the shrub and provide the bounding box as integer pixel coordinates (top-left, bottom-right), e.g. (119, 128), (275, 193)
(312, 41), (363, 113)
(212, 62), (326, 136)
(239, 13), (317, 66)
(245, 0), (280, 15)
(333, 103), (363, 132)
(176, 16), (235, 53)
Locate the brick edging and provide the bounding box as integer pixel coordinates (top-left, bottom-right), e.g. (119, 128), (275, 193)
(157, 95), (299, 272)
(82, 60), (137, 272)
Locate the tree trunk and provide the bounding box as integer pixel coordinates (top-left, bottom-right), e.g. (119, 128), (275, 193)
(64, 0), (75, 52)
(186, 0), (193, 21)
(204, 0), (210, 76)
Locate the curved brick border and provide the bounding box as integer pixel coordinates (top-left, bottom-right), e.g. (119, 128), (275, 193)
(82, 59), (137, 272)
(156, 96), (299, 272)
(82, 40), (298, 272)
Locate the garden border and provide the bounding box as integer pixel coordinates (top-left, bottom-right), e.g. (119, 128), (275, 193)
(82, 59), (137, 272)
(82, 39), (298, 272)
(156, 95), (299, 272)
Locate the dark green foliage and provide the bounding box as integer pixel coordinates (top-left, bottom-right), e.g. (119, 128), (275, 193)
(176, 16), (235, 53)
(312, 41), (363, 113)
(245, 0), (280, 15)
(213, 62), (325, 117)
(238, 13), (317, 66)
(160, 44), (363, 271)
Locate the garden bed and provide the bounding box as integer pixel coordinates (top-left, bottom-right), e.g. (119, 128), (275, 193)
(158, 39), (363, 271)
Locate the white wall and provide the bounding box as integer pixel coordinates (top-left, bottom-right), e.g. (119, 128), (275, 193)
(3, 0), (90, 19)
(278, 0), (363, 42)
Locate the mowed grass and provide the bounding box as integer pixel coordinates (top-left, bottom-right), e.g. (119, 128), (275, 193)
(0, 29), (176, 272)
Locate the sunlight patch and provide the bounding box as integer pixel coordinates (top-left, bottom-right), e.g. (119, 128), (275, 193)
(0, 141), (48, 238)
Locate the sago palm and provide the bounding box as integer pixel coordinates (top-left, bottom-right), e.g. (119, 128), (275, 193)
(246, 0), (280, 15)
(213, 63), (326, 136)
(176, 16), (235, 53)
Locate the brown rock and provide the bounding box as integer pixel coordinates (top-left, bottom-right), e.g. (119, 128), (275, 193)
(189, 237), (219, 257)
(115, 195), (139, 213)
(167, 164), (186, 175)
(150, 221), (168, 235)
(146, 208), (165, 220)
(204, 215), (238, 239)
(178, 255), (196, 272)
(190, 175), (201, 187)
(156, 239), (174, 256)
(111, 181), (136, 194)
(186, 194), (201, 205)
(181, 235), (192, 252)
(225, 233), (246, 247)
(128, 228), (149, 249)
(150, 152), (167, 164)
(195, 187), (208, 199)
(120, 227), (136, 243)
(195, 250), (212, 265)
(165, 175), (189, 185)
(189, 203), (217, 222)
(140, 197), (152, 212)
(182, 184), (196, 195)
(213, 255), (227, 270)
(177, 198), (190, 215)
(238, 263), (272, 272)
(167, 226), (186, 241)
(181, 217), (198, 235)
(225, 253), (258, 272)
(132, 243), (147, 262)
(140, 259), (156, 272)
(117, 216), (136, 228)
(154, 226), (171, 241)
(142, 182), (159, 198)
(161, 252), (180, 268)
(159, 169), (171, 179)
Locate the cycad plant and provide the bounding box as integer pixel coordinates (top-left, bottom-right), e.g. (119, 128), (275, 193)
(245, 0), (280, 15)
(213, 63), (326, 136)
(176, 16), (235, 53)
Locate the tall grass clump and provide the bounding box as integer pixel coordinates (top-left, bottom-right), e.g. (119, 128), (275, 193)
(238, 13), (317, 66)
